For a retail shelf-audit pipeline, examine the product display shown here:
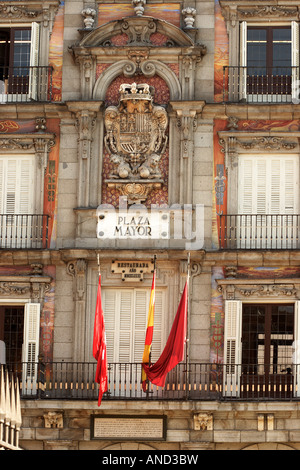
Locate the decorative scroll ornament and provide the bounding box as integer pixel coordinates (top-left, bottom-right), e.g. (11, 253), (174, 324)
(104, 83), (168, 204)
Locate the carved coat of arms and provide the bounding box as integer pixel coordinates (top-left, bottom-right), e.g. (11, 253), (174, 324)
(104, 83), (168, 203)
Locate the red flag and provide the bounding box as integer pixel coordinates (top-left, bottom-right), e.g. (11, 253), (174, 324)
(142, 280), (188, 388)
(93, 274), (107, 406)
(142, 270), (156, 391)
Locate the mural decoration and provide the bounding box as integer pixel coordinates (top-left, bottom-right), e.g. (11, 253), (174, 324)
(214, 0), (228, 102)
(49, 0), (64, 102)
(102, 75), (169, 207)
(98, 3), (181, 27)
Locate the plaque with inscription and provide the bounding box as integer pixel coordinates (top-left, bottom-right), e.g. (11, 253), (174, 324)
(91, 415), (167, 441)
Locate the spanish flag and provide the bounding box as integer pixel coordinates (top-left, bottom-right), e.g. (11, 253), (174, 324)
(142, 269), (156, 392)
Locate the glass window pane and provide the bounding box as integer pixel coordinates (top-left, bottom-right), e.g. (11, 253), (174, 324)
(273, 28), (291, 41)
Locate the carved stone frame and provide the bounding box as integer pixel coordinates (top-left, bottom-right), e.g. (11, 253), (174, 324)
(218, 129), (300, 214)
(219, 0), (300, 68)
(0, 131), (56, 214)
(217, 278), (300, 301)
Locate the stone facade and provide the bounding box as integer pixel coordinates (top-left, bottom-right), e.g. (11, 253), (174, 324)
(0, 0), (299, 452)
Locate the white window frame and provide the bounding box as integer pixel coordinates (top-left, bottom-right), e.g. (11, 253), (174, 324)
(224, 299), (300, 398)
(0, 299), (41, 395)
(239, 20), (299, 103)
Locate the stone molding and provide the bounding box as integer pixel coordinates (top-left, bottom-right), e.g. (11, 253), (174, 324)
(217, 278), (300, 301)
(218, 130), (300, 171)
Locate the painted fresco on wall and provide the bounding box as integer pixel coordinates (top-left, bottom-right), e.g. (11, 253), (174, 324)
(49, 0), (64, 102)
(210, 266), (225, 363)
(98, 3), (181, 27)
(0, 118), (60, 248)
(214, 0), (228, 103)
(102, 74), (169, 207)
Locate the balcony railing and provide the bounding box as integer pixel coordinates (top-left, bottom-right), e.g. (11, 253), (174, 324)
(0, 66), (53, 103)
(222, 66), (299, 103)
(218, 214), (300, 250)
(0, 214), (50, 249)
(4, 361), (300, 401)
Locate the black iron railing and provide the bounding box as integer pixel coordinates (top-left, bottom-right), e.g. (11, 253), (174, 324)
(3, 361), (300, 401)
(222, 66), (299, 103)
(218, 214), (300, 250)
(0, 66), (53, 103)
(0, 214), (50, 249)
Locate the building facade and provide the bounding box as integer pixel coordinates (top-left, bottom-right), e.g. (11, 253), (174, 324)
(1, 0), (300, 451)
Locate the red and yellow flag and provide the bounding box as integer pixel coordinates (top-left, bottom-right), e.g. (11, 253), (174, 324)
(142, 269), (156, 391)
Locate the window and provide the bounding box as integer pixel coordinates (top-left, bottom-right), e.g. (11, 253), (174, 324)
(240, 21), (299, 102)
(237, 154), (299, 248)
(0, 23), (40, 101)
(0, 155), (36, 248)
(224, 300), (300, 398)
(0, 303), (40, 394)
(101, 287), (164, 395)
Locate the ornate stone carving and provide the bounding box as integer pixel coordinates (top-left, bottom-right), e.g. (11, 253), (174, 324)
(81, 8), (96, 29)
(0, 282), (30, 296)
(193, 412), (213, 431)
(121, 18), (157, 45)
(182, 7), (197, 29)
(44, 411), (63, 429)
(132, 0), (146, 17)
(239, 6), (298, 18)
(0, 5), (41, 18)
(218, 131), (299, 170)
(217, 281), (299, 300)
(104, 82), (168, 204)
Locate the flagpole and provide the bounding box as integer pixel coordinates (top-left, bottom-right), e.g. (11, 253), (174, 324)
(148, 254), (156, 369)
(186, 252), (190, 399)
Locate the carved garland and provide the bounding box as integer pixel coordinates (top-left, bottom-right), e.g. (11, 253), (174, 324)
(0, 134), (56, 171)
(218, 131), (299, 170)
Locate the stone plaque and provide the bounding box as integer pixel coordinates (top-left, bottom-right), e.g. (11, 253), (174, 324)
(91, 415), (167, 440)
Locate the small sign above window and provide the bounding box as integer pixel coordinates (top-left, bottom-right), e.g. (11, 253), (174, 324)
(111, 260), (154, 281)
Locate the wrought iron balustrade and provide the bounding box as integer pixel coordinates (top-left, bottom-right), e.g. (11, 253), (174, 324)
(0, 214), (50, 249)
(222, 66), (299, 103)
(218, 214), (300, 250)
(4, 361), (300, 401)
(0, 66), (53, 103)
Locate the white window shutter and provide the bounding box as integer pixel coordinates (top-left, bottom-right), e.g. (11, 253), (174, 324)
(134, 289), (149, 362)
(292, 21), (299, 101)
(22, 303), (40, 395)
(102, 289), (117, 363)
(119, 290), (133, 363)
(239, 21), (247, 100)
(29, 22), (40, 101)
(223, 300), (242, 397)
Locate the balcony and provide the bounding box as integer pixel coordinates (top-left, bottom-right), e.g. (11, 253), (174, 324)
(0, 66), (53, 103)
(4, 361), (300, 401)
(0, 214), (50, 249)
(218, 214), (300, 250)
(222, 66), (298, 103)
